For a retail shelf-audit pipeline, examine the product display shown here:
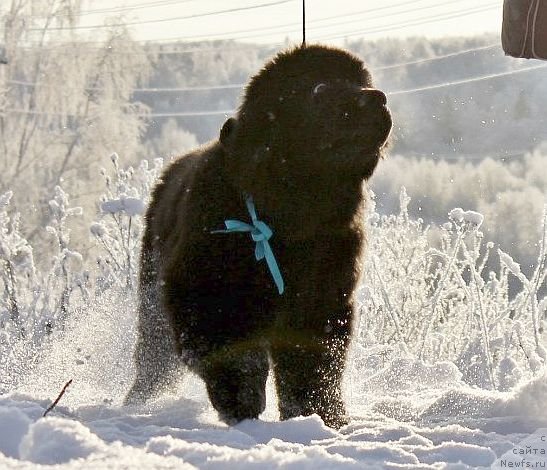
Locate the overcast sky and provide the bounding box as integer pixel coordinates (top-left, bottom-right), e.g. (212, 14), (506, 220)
(75, 0), (502, 45)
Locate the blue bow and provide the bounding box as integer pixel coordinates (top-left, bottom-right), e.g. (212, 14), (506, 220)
(212, 196), (285, 295)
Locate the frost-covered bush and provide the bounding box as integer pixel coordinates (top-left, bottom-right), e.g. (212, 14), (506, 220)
(0, 154), (162, 391)
(0, 191), (34, 342)
(90, 153), (163, 292)
(359, 188), (547, 390)
(0, 187), (87, 391)
(0, 187), (86, 343)
(1, 156), (545, 394)
(38, 186), (88, 335)
(371, 146), (547, 269)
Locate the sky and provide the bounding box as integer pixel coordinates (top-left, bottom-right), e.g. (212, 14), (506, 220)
(72, 0), (502, 45)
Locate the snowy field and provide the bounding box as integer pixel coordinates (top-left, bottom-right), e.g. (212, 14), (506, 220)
(1, 314), (547, 469)
(0, 156), (546, 468)
(1, 171), (546, 468)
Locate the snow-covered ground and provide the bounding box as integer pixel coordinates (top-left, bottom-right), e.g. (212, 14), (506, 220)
(1, 159), (546, 468)
(1, 298), (547, 469)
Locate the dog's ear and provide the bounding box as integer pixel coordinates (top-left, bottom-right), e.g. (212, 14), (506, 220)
(220, 117), (238, 148)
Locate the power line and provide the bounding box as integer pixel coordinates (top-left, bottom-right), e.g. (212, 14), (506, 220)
(18, 1), (497, 53)
(136, 84), (243, 92)
(131, 0), (434, 43)
(19, 41), (276, 56)
(61, 0), (200, 17)
(141, 43), (276, 55)
(145, 110), (234, 117)
(13, 2), (502, 63)
(22, 0), (427, 43)
(144, 63), (547, 111)
(10, 0), (200, 19)
(6, 43), (503, 93)
(6, 62), (546, 119)
(388, 63), (547, 96)
(77, 39), (500, 60)
(27, 0), (297, 31)
(181, 0), (477, 43)
(24, 0), (490, 46)
(317, 3), (500, 41)
(7, 79), (246, 92)
(99, 0), (426, 24)
(420, 150), (529, 162)
(376, 44), (500, 71)
(121, 1), (498, 44)
(5, 108), (233, 117)
(18, 38), (497, 59)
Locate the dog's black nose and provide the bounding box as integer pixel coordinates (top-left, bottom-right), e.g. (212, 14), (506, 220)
(358, 88), (387, 108)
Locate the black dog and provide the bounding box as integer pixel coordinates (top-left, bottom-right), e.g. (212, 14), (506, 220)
(125, 44), (392, 429)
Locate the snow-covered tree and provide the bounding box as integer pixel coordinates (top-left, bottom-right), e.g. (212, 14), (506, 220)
(0, 0), (151, 246)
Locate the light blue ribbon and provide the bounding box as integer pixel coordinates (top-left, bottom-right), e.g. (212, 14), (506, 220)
(212, 196), (285, 295)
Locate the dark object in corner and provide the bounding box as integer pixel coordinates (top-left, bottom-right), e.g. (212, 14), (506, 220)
(502, 0), (547, 60)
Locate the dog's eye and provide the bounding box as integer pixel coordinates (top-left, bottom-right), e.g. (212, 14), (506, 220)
(312, 83), (327, 96)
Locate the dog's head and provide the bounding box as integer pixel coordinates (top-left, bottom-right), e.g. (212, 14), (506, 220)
(220, 45), (392, 230)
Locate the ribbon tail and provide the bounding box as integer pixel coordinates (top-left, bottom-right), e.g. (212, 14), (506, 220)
(245, 195), (258, 223)
(255, 243), (265, 261)
(262, 241), (284, 295)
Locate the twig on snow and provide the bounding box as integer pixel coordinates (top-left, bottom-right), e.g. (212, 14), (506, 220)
(43, 379), (73, 417)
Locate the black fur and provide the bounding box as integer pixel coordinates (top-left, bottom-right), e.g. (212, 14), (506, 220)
(125, 44), (392, 428)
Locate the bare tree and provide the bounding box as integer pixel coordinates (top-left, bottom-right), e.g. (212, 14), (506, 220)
(0, 0), (150, 246)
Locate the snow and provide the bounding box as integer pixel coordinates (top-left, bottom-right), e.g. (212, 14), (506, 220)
(1, 316), (547, 470)
(448, 208), (484, 228)
(498, 250), (523, 277)
(2, 385), (547, 469)
(363, 358), (462, 392)
(1, 173), (546, 468)
(89, 222), (107, 238)
(101, 196), (145, 217)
